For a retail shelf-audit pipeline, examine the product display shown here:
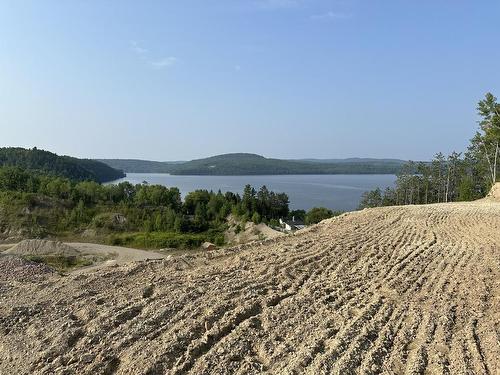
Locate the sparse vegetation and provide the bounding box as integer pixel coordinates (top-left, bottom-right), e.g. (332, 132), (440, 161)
(23, 254), (93, 273)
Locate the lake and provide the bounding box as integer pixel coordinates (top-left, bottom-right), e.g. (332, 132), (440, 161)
(108, 174), (396, 211)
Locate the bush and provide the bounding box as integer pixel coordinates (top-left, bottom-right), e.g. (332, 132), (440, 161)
(251, 212), (261, 224)
(109, 231), (208, 249)
(269, 218), (280, 228)
(358, 188), (383, 209)
(305, 207), (334, 225)
(214, 234), (225, 246)
(92, 212), (128, 231)
(108, 235), (124, 246)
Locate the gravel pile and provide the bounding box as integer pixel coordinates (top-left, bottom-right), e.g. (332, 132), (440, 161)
(0, 255), (54, 282)
(5, 239), (80, 257)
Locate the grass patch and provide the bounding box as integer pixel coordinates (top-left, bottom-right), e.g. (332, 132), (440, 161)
(106, 230), (225, 249)
(24, 254), (93, 273)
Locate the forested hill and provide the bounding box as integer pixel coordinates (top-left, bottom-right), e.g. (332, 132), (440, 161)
(96, 159), (183, 174)
(0, 147), (125, 183)
(99, 153), (409, 175)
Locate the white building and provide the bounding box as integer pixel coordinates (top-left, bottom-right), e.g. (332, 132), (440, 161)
(279, 217), (306, 231)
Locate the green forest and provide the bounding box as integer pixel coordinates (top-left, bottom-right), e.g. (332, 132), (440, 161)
(360, 93), (500, 208)
(100, 153), (408, 175)
(96, 159), (183, 174)
(0, 165), (334, 249)
(0, 147), (125, 183)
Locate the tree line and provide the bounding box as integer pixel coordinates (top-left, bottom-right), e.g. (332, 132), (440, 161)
(0, 164), (342, 247)
(0, 147), (125, 183)
(360, 93), (500, 208)
(0, 167), (298, 247)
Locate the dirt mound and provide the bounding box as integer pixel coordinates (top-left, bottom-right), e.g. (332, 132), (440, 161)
(68, 242), (166, 273)
(5, 239), (80, 257)
(0, 244), (14, 252)
(485, 182), (500, 201)
(0, 255), (55, 282)
(225, 215), (284, 245)
(1, 201), (499, 374)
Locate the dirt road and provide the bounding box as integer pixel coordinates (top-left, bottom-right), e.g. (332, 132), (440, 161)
(67, 243), (166, 273)
(0, 200), (499, 374)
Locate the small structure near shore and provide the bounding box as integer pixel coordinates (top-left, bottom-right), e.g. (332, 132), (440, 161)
(279, 217), (306, 232)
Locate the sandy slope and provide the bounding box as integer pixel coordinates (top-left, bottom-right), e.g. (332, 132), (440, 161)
(225, 218), (284, 245)
(5, 239), (80, 257)
(0, 241), (166, 274)
(67, 243), (166, 273)
(0, 199), (499, 374)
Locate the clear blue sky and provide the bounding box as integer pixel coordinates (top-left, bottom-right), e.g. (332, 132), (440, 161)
(1, 1), (499, 161)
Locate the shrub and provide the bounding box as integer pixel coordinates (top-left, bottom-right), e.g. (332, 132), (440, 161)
(251, 212), (261, 224)
(305, 207), (334, 225)
(214, 234), (225, 246)
(25, 254), (92, 272)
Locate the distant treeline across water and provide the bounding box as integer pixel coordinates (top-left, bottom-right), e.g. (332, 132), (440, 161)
(98, 153), (408, 175)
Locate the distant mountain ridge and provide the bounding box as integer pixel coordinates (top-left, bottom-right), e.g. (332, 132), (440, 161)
(95, 159), (184, 174)
(0, 147), (125, 183)
(296, 158), (407, 164)
(99, 153), (410, 175)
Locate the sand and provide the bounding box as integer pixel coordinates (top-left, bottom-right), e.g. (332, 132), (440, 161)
(5, 239), (80, 257)
(0, 191), (499, 374)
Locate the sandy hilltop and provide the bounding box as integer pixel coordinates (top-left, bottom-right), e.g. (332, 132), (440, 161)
(0, 185), (499, 374)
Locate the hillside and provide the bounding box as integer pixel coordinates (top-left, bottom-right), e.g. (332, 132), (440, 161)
(99, 153), (408, 175)
(96, 159), (183, 174)
(296, 157), (407, 164)
(1, 192), (498, 374)
(0, 148), (125, 183)
(172, 153), (408, 175)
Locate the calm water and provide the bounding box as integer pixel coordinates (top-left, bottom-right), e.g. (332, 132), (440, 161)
(108, 174), (396, 211)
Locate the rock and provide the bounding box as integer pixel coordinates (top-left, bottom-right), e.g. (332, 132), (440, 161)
(0, 255), (55, 281)
(142, 285), (154, 298)
(80, 354), (94, 364)
(202, 242), (218, 251)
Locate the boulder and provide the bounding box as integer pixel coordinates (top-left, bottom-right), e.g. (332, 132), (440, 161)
(202, 242), (218, 251)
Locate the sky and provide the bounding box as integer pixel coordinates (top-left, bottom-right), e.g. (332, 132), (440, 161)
(1, 1), (499, 161)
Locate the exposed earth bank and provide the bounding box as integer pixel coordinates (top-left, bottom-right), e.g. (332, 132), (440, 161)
(0, 194), (499, 374)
